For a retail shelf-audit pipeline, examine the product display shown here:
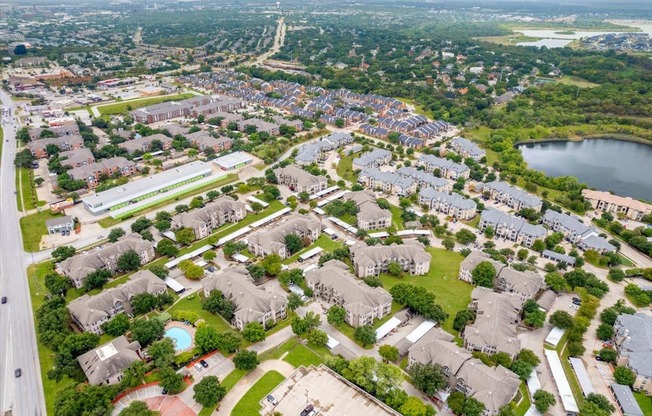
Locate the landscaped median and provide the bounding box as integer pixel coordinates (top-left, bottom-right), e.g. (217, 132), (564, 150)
(230, 370), (286, 416)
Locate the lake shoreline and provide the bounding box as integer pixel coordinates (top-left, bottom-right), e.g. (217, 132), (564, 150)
(515, 133), (652, 147)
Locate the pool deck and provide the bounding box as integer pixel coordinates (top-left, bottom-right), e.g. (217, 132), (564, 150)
(165, 321), (197, 352)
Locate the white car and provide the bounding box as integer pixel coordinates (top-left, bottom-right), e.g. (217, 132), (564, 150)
(194, 363), (203, 371)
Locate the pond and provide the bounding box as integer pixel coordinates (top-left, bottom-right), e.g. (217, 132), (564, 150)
(518, 138), (652, 201)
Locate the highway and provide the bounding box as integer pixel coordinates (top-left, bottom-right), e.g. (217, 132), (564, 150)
(0, 90), (46, 416)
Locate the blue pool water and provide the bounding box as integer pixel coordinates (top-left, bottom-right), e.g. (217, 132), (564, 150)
(165, 327), (192, 351)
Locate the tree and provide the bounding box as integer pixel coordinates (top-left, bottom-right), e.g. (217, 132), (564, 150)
(193, 376), (226, 408)
(327, 305), (347, 325)
(517, 249), (529, 261)
(155, 219), (171, 233)
(108, 227), (126, 242)
(549, 310), (574, 329)
(484, 226), (495, 239)
(442, 238), (455, 251)
(453, 310), (475, 331)
(284, 234), (303, 254)
(287, 293), (304, 311)
(533, 390), (556, 413)
(399, 396), (431, 416)
(510, 360), (534, 380)
(567, 341), (586, 357)
(130, 319), (164, 347)
(157, 238), (179, 257)
(409, 362), (448, 396)
(463, 397), (486, 416)
(217, 330), (242, 353)
(585, 393), (616, 414)
(54, 384), (114, 416)
(203, 250), (216, 262)
(532, 239), (545, 253)
(223, 241), (247, 258)
(472, 261), (496, 288)
(159, 366), (185, 394)
(261, 254), (283, 276)
(524, 310), (546, 328)
(291, 316), (310, 335)
(44, 273), (71, 296)
(308, 330), (329, 347)
(614, 366), (636, 386)
(354, 325), (377, 346)
(183, 264), (205, 280)
(119, 401), (157, 416)
(175, 227), (196, 245)
(84, 269), (111, 291)
(608, 268), (625, 282)
(579, 401), (612, 416)
(52, 245), (76, 261)
(455, 228), (477, 245)
(545, 272), (567, 292)
(130, 217), (153, 234)
(379, 344), (399, 362)
(598, 348), (618, 363)
(203, 290), (235, 320)
(101, 313), (130, 336)
(517, 349), (540, 368)
(14, 149), (35, 168)
(118, 250), (141, 271)
(233, 350), (259, 370)
(596, 323), (614, 341)
(195, 324), (221, 353)
(148, 264), (169, 279)
(242, 322), (266, 342)
(387, 261), (403, 277)
(149, 338), (175, 368)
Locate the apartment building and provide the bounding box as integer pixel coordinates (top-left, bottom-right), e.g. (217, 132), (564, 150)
(479, 209), (547, 247)
(236, 118), (280, 136)
(185, 130), (232, 153)
(350, 241), (431, 278)
(27, 134), (84, 158)
(417, 154), (470, 180)
(248, 214), (321, 259)
(484, 182), (543, 212)
(419, 188), (477, 220)
(295, 132), (352, 165)
(352, 148), (392, 171)
(274, 165), (328, 194)
(358, 168), (417, 197)
(78, 336), (142, 386)
(582, 189), (652, 221)
(342, 190), (392, 231)
(171, 196), (246, 240)
(542, 210), (616, 253)
(450, 137), (485, 161)
(68, 157), (137, 188)
(59, 148), (95, 168)
(613, 313), (652, 394)
(118, 133), (173, 154)
(396, 167), (451, 192)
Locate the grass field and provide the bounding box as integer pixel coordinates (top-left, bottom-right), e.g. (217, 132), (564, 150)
(389, 205), (405, 230)
(165, 294), (232, 333)
(283, 344), (324, 368)
(557, 76), (600, 88)
(336, 152), (359, 183)
(19, 167), (39, 210)
(379, 247), (468, 334)
(96, 93), (195, 116)
(514, 382), (531, 416)
(20, 210), (65, 252)
(634, 392), (652, 415)
(231, 370), (285, 416)
(283, 234), (342, 264)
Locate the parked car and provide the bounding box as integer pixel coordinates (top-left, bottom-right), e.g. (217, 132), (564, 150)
(595, 355), (604, 362)
(200, 360), (209, 368)
(194, 363), (203, 371)
(572, 297), (581, 305)
(301, 404), (314, 416)
(266, 395), (278, 405)
(15, 369), (21, 378)
(1, 296), (7, 304)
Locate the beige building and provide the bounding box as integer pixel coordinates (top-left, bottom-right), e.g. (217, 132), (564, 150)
(613, 313), (652, 394)
(202, 267), (287, 330)
(274, 165), (328, 194)
(582, 189), (652, 221)
(484, 181), (542, 212)
(171, 196), (246, 240)
(247, 214), (321, 259)
(59, 234), (156, 289)
(305, 260), (392, 327)
(77, 336), (142, 386)
(342, 190), (392, 231)
(458, 251), (504, 283)
(419, 188), (477, 220)
(68, 270), (167, 334)
(495, 268), (544, 305)
(349, 241), (431, 278)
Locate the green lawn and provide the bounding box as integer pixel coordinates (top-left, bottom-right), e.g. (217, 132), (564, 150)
(19, 167), (39, 210)
(165, 295), (232, 333)
(389, 205), (405, 230)
(15, 168), (22, 211)
(222, 368), (250, 391)
(379, 247), (468, 334)
(20, 210), (65, 252)
(514, 382), (531, 416)
(334, 302), (403, 349)
(283, 234), (343, 264)
(336, 152), (359, 183)
(634, 392), (652, 415)
(231, 370), (286, 416)
(96, 93), (195, 116)
(283, 344), (324, 368)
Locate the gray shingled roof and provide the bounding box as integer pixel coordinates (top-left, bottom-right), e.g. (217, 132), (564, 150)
(614, 313), (652, 378)
(77, 336), (141, 385)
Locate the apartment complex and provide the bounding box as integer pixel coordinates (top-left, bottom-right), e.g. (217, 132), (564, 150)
(118, 133), (173, 154)
(419, 188), (477, 220)
(305, 260), (393, 327)
(59, 234), (156, 288)
(274, 165), (328, 194)
(59, 148), (95, 168)
(171, 196), (246, 240)
(68, 157), (137, 188)
(358, 168), (417, 196)
(77, 336), (142, 386)
(396, 167), (451, 192)
(342, 190), (392, 231)
(295, 132), (353, 165)
(131, 95), (245, 124)
(27, 134), (84, 158)
(248, 214), (321, 259)
(417, 154), (470, 180)
(582, 190), (652, 221)
(450, 137), (486, 161)
(68, 270), (166, 334)
(479, 209), (547, 247)
(185, 130), (232, 153)
(613, 313), (652, 394)
(352, 148), (392, 171)
(202, 267), (288, 330)
(542, 210), (616, 253)
(484, 182), (543, 212)
(350, 241), (431, 278)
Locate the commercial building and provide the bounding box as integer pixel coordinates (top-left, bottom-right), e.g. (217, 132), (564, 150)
(419, 188), (477, 220)
(350, 241), (431, 277)
(417, 154), (470, 180)
(484, 182), (543, 212)
(45, 215), (74, 234)
(214, 151), (254, 170)
(247, 214), (321, 259)
(77, 336), (142, 386)
(542, 210), (616, 253)
(81, 161), (212, 214)
(613, 313), (652, 394)
(202, 267), (287, 330)
(582, 189), (652, 221)
(274, 165), (328, 194)
(68, 270), (167, 334)
(171, 196), (246, 240)
(68, 157), (137, 188)
(341, 190), (392, 231)
(305, 260), (392, 327)
(479, 209), (547, 247)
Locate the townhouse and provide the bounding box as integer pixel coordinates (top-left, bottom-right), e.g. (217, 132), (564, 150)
(463, 287), (522, 358)
(118, 133), (173, 154)
(417, 154), (470, 180)
(77, 336), (142, 386)
(274, 165), (328, 194)
(582, 189), (652, 221)
(479, 209), (547, 247)
(450, 137), (486, 161)
(613, 313), (652, 394)
(358, 168), (417, 196)
(59, 148), (95, 168)
(352, 148), (392, 171)
(396, 167), (451, 192)
(350, 241), (431, 278)
(68, 270), (167, 334)
(484, 182), (543, 212)
(411, 121), (450, 139)
(248, 214), (321, 259)
(171, 196), (246, 240)
(305, 260), (393, 327)
(27, 134), (84, 158)
(202, 267), (287, 330)
(408, 328), (520, 416)
(542, 210), (616, 253)
(59, 234), (156, 289)
(68, 157), (137, 188)
(185, 130), (232, 153)
(342, 190), (392, 231)
(418, 188), (477, 220)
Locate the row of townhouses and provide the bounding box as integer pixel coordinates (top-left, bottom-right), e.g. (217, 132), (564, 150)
(419, 188), (477, 220)
(417, 154), (470, 180)
(484, 181), (543, 212)
(358, 168), (417, 197)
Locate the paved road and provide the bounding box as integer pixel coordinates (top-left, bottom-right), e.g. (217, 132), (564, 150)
(0, 90), (46, 416)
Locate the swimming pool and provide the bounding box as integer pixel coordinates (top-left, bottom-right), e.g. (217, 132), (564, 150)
(165, 327), (192, 351)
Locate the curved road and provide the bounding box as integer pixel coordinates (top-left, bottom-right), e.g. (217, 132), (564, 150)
(0, 90), (46, 416)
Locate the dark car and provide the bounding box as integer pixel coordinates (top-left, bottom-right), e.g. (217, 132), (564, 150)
(595, 355), (604, 362)
(266, 395), (278, 405)
(572, 297), (582, 305)
(200, 359), (209, 368)
(1, 296), (6, 304)
(301, 404), (314, 416)
(161, 388), (168, 395)
(15, 369), (21, 378)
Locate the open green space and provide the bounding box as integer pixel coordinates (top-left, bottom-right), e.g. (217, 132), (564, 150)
(389, 205), (405, 230)
(17, 167), (40, 211)
(165, 294), (232, 333)
(15, 168), (22, 211)
(379, 247), (468, 334)
(20, 210), (65, 252)
(230, 370), (285, 416)
(514, 382), (531, 416)
(634, 392), (652, 415)
(283, 343), (324, 368)
(283, 234), (342, 264)
(336, 151), (359, 183)
(334, 302), (403, 349)
(96, 93), (195, 116)
(221, 368), (250, 392)
(557, 76), (600, 88)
